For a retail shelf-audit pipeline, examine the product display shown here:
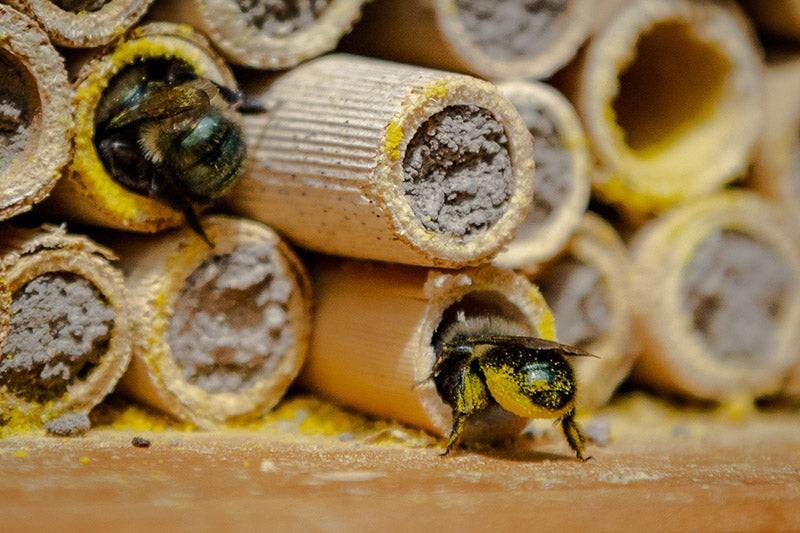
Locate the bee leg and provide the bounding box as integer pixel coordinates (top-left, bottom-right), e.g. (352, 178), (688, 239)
(560, 408), (591, 462)
(442, 411), (468, 456)
(148, 168), (214, 247)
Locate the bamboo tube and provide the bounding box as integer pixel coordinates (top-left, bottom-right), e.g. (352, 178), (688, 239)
(148, 0), (368, 69)
(739, 0), (800, 40)
(0, 5), (73, 223)
(4, 0), (154, 48)
(566, 0), (764, 217)
(45, 22), (238, 234)
(228, 54), (535, 268)
(113, 215), (311, 428)
(527, 213), (634, 410)
(630, 191), (800, 401)
(0, 225), (131, 430)
(750, 58), (800, 226)
(342, 0), (593, 80)
(493, 80), (590, 270)
(300, 259), (557, 444)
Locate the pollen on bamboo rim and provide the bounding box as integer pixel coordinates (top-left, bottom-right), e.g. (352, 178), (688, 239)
(342, 0), (593, 80)
(493, 80), (590, 270)
(148, 0), (369, 69)
(739, 0), (800, 40)
(4, 0), (154, 48)
(45, 22), (238, 234)
(629, 191), (800, 401)
(228, 54), (535, 268)
(300, 259), (556, 443)
(113, 215), (311, 429)
(0, 225), (131, 431)
(526, 213), (635, 410)
(0, 5), (72, 224)
(566, 0), (764, 217)
(749, 58), (800, 227)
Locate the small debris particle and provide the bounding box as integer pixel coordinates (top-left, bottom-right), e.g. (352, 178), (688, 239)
(79, 456), (90, 464)
(132, 436), (151, 448)
(260, 459), (278, 473)
(13, 451), (28, 458)
(45, 413), (91, 437)
(169, 439), (183, 447)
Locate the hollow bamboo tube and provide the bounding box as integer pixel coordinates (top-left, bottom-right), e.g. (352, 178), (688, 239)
(526, 213), (635, 410)
(0, 5), (73, 224)
(630, 191), (800, 401)
(750, 58), (800, 226)
(113, 215), (311, 428)
(567, 0), (763, 217)
(300, 259), (556, 444)
(342, 0), (593, 80)
(45, 22), (238, 234)
(228, 54), (535, 268)
(4, 0), (154, 48)
(148, 0), (368, 69)
(0, 225), (131, 430)
(739, 0), (800, 40)
(493, 80), (590, 270)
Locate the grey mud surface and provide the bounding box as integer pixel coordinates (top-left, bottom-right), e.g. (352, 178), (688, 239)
(536, 257), (611, 350)
(455, 0), (568, 60)
(682, 229), (793, 365)
(403, 105), (513, 238)
(0, 273), (115, 403)
(236, 0), (331, 36)
(0, 53), (31, 174)
(514, 102), (571, 237)
(45, 413), (91, 437)
(51, 0), (109, 12)
(168, 241), (294, 394)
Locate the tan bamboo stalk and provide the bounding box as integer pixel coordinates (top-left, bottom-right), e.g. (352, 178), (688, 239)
(0, 5), (72, 223)
(630, 191), (800, 401)
(750, 57), (800, 226)
(493, 80), (590, 270)
(148, 0), (368, 69)
(344, 0), (593, 80)
(114, 215), (311, 428)
(567, 0), (763, 217)
(300, 259), (557, 444)
(0, 225), (131, 431)
(229, 54), (535, 268)
(45, 22), (238, 234)
(527, 213), (634, 410)
(4, 0), (154, 48)
(739, 0), (800, 40)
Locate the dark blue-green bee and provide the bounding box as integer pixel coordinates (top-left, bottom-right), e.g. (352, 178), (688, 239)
(433, 316), (594, 460)
(94, 59), (262, 243)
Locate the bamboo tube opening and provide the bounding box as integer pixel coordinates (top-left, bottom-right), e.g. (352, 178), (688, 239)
(581, 0), (763, 214)
(234, 0), (332, 35)
(682, 229), (792, 367)
(51, 24), (236, 232)
(1, 272), (115, 403)
(51, 0), (111, 12)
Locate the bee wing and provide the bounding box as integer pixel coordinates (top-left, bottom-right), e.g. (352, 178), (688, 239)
(463, 335), (599, 358)
(109, 83), (212, 130)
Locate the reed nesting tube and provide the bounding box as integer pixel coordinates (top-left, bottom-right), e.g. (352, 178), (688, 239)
(229, 54), (535, 268)
(0, 225), (131, 433)
(0, 5), (72, 223)
(630, 191), (800, 401)
(114, 215), (311, 428)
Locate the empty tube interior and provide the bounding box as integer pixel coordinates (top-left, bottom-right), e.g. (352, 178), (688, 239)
(167, 240), (294, 394)
(0, 272), (115, 403)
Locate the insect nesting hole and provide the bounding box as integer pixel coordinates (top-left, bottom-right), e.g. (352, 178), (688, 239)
(51, 0), (111, 13)
(0, 50), (37, 175)
(236, 0), (333, 36)
(0, 272), (115, 403)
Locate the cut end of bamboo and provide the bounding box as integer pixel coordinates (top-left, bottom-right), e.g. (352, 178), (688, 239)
(630, 191), (800, 401)
(493, 80), (590, 269)
(49, 23), (237, 233)
(579, 0), (763, 215)
(0, 5), (73, 223)
(531, 213), (635, 410)
(117, 215), (311, 428)
(0, 225), (131, 429)
(232, 54), (534, 268)
(8, 0), (154, 47)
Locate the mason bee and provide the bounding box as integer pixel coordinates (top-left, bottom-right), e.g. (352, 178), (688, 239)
(432, 315), (594, 460)
(94, 59), (260, 243)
